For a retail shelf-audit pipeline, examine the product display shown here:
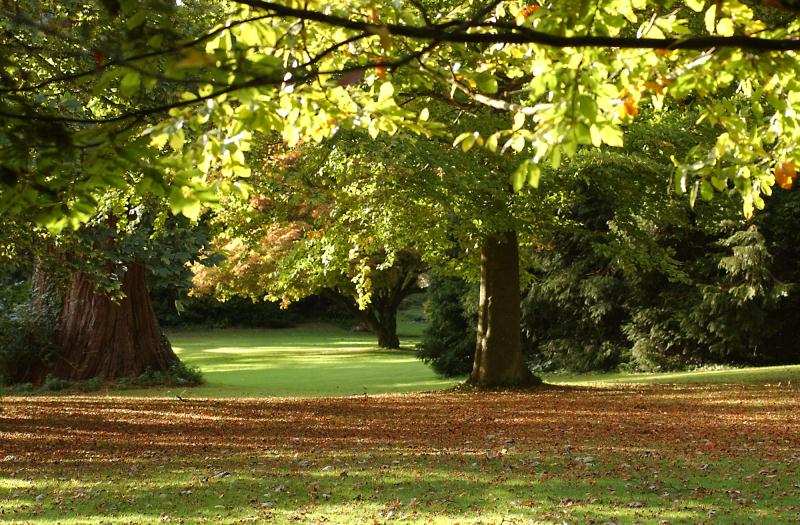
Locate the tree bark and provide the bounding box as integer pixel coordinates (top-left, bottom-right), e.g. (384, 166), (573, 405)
(51, 262), (178, 380)
(469, 231), (536, 387)
(358, 304), (401, 349)
(332, 253), (421, 349)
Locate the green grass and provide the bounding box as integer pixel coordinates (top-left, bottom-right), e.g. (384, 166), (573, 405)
(6, 453), (798, 524)
(4, 322), (800, 524)
(545, 364), (800, 386)
(111, 323), (457, 398)
(98, 324), (800, 398)
(3, 320), (796, 399)
(4, 384), (800, 524)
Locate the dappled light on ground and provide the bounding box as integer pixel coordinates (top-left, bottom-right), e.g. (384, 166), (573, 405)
(2, 384), (799, 523)
(113, 326), (460, 398)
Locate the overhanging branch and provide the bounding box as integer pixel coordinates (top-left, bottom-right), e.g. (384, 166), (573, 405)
(231, 0), (800, 51)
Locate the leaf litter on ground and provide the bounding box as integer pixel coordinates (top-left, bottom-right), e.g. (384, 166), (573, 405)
(1, 383), (799, 524)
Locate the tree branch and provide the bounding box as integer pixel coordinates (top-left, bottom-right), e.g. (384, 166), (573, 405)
(0, 14), (277, 94)
(230, 0), (800, 51)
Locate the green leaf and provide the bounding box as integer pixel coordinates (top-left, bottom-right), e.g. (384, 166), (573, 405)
(600, 125), (623, 147)
(119, 70), (140, 97)
(460, 134), (476, 152)
(513, 112), (525, 131)
(689, 180), (699, 208)
(378, 82), (394, 103)
(710, 176), (727, 191)
(704, 4), (717, 33)
(169, 129), (185, 152)
(475, 73), (498, 94)
(527, 162), (541, 188)
(717, 18), (735, 36)
(126, 10), (147, 29)
(700, 179), (714, 201)
(149, 131), (168, 149)
(716, 18), (734, 36)
(550, 146), (562, 170)
(590, 124), (602, 147)
(181, 199), (202, 221)
(237, 23), (261, 46)
(511, 162), (526, 192)
(511, 160), (541, 191)
(686, 0), (705, 13)
(368, 120), (380, 139)
(578, 96), (597, 120)
(454, 132), (480, 152)
(510, 134), (526, 153)
(147, 34), (164, 48)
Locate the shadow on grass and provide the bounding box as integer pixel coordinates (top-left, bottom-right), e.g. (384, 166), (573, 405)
(2, 451), (795, 524)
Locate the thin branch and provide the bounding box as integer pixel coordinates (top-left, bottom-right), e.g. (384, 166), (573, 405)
(0, 14), (277, 94)
(298, 33), (369, 68)
(230, 0), (800, 51)
(0, 48), (437, 124)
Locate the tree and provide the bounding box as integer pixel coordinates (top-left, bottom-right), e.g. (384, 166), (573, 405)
(2, 207), (208, 383)
(55, 263), (178, 380)
(0, 1), (222, 382)
(519, 112), (800, 372)
(4, 0), (800, 385)
(191, 137), (427, 348)
(5, 1), (800, 223)
(224, 126), (560, 385)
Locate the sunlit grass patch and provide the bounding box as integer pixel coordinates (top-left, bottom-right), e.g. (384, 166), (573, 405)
(3, 450), (799, 524)
(109, 323), (459, 398)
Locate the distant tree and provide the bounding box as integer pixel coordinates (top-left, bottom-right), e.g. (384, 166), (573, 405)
(192, 138), (427, 348)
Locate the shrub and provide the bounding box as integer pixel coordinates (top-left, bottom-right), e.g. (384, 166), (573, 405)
(78, 377), (103, 392)
(43, 374), (71, 391)
(416, 275), (478, 377)
(115, 361), (204, 389)
(169, 361), (204, 386)
(0, 286), (59, 385)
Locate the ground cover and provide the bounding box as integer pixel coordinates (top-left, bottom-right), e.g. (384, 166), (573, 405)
(110, 323), (454, 398)
(98, 327), (800, 399)
(545, 365), (800, 387)
(2, 383), (799, 524)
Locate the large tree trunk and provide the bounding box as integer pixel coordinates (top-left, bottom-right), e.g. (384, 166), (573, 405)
(51, 262), (178, 380)
(469, 231), (536, 387)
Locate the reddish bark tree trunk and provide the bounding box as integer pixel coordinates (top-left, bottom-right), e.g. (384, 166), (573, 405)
(51, 263), (177, 380)
(469, 231), (536, 387)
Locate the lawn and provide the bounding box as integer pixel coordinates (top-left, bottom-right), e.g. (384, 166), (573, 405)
(115, 323), (457, 398)
(106, 325), (800, 398)
(2, 384), (799, 524)
(2, 326), (800, 524)
(545, 365), (800, 386)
